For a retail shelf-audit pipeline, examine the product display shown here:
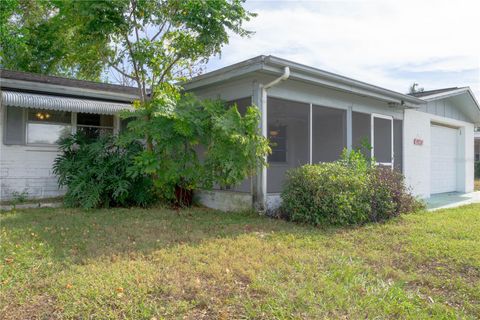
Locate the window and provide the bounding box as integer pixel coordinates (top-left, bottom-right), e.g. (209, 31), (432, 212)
(268, 124), (287, 162)
(77, 113), (114, 139)
(26, 109), (71, 145)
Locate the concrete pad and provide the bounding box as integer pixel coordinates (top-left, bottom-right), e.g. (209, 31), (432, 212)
(427, 192), (480, 211)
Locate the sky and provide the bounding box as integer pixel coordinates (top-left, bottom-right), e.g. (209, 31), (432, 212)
(206, 0), (480, 98)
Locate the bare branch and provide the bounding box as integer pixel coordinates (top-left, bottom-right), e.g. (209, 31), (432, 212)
(109, 64), (136, 80)
(158, 55), (182, 84)
(150, 21), (169, 42)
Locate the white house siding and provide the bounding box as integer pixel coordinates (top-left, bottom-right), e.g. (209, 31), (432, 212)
(0, 106), (64, 200)
(403, 109), (474, 198)
(0, 105), (121, 201)
(419, 98), (470, 122)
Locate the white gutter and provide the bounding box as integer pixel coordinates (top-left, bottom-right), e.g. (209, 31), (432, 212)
(257, 66), (290, 211)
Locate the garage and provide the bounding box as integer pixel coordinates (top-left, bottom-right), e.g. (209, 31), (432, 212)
(430, 124), (458, 194)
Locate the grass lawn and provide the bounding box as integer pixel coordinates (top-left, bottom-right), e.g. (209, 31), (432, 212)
(1, 205), (479, 319)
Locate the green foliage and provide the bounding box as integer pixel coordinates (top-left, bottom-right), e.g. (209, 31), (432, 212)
(475, 161), (480, 179)
(0, 0), (104, 79)
(121, 93), (270, 203)
(281, 150), (423, 226)
(1, 0), (255, 85)
(53, 133), (156, 209)
(9, 190), (29, 209)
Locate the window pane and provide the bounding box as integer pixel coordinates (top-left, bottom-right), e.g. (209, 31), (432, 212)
(77, 127), (113, 140)
(312, 105), (346, 163)
(267, 97), (309, 193)
(77, 113), (113, 127)
(374, 117), (392, 163)
(28, 109), (70, 123)
(227, 97), (252, 116)
(352, 112), (371, 158)
(5, 106), (25, 145)
(223, 97), (253, 193)
(27, 123), (71, 144)
(268, 124), (287, 162)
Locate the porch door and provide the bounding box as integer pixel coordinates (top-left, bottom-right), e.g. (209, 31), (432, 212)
(371, 114), (394, 167)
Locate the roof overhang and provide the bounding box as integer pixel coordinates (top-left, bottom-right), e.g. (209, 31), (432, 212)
(419, 87), (480, 125)
(1, 91), (133, 115)
(0, 77), (138, 102)
(184, 55), (425, 107)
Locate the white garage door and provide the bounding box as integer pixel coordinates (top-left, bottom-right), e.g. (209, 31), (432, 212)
(430, 124), (458, 194)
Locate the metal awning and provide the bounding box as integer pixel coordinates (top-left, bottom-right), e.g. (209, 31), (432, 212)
(1, 90), (133, 115)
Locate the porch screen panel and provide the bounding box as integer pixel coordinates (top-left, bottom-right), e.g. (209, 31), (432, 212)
(312, 105), (346, 163)
(267, 97), (309, 193)
(208, 97), (253, 193)
(394, 120), (403, 172)
(352, 112), (371, 158)
(227, 97), (253, 193)
(4, 106), (25, 145)
(373, 117), (392, 163)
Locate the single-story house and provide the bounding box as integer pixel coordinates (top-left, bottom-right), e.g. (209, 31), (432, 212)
(1, 56), (479, 212)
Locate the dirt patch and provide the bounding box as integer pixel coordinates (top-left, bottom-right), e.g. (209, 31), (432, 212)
(1, 294), (60, 320)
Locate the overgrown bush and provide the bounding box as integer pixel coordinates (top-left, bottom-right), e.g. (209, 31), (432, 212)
(122, 93), (270, 205)
(280, 150), (423, 226)
(53, 133), (156, 209)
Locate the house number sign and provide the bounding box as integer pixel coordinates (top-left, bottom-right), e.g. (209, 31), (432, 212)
(413, 138), (423, 146)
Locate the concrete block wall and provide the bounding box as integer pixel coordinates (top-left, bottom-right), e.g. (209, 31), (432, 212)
(0, 107), (65, 200)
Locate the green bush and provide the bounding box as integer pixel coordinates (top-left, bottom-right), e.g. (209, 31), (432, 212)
(475, 161), (480, 179)
(280, 150), (423, 226)
(53, 133), (156, 209)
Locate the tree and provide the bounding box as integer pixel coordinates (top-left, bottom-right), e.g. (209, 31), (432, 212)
(408, 82), (424, 94)
(0, 0), (105, 80)
(3, 0), (269, 205)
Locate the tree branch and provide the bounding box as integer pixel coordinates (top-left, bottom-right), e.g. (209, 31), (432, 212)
(110, 64), (136, 80)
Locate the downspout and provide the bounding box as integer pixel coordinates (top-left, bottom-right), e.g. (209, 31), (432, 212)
(257, 66), (290, 211)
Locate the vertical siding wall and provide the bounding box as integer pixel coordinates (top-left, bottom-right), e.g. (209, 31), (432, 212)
(0, 106), (65, 200)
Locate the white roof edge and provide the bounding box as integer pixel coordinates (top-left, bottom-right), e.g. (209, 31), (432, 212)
(419, 87), (471, 101)
(421, 87), (480, 117)
(184, 55), (425, 106)
(1, 90), (133, 115)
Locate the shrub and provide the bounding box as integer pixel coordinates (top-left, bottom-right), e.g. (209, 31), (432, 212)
(122, 93), (270, 206)
(53, 133), (156, 209)
(369, 166), (424, 222)
(281, 150), (423, 226)
(475, 161), (480, 179)
(281, 162), (371, 225)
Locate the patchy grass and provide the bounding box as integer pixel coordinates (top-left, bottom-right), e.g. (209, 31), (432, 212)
(1, 205), (479, 319)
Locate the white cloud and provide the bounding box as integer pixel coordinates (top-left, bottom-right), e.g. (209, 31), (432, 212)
(207, 0), (480, 97)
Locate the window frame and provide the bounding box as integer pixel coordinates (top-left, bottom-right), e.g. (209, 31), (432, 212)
(371, 113), (394, 168)
(25, 109), (73, 147)
(4, 107), (117, 147)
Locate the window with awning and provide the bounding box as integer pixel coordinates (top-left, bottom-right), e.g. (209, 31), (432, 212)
(2, 90), (131, 145)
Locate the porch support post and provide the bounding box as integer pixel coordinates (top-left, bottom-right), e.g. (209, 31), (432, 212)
(309, 103), (313, 164)
(346, 106), (353, 150)
(252, 81), (266, 211)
